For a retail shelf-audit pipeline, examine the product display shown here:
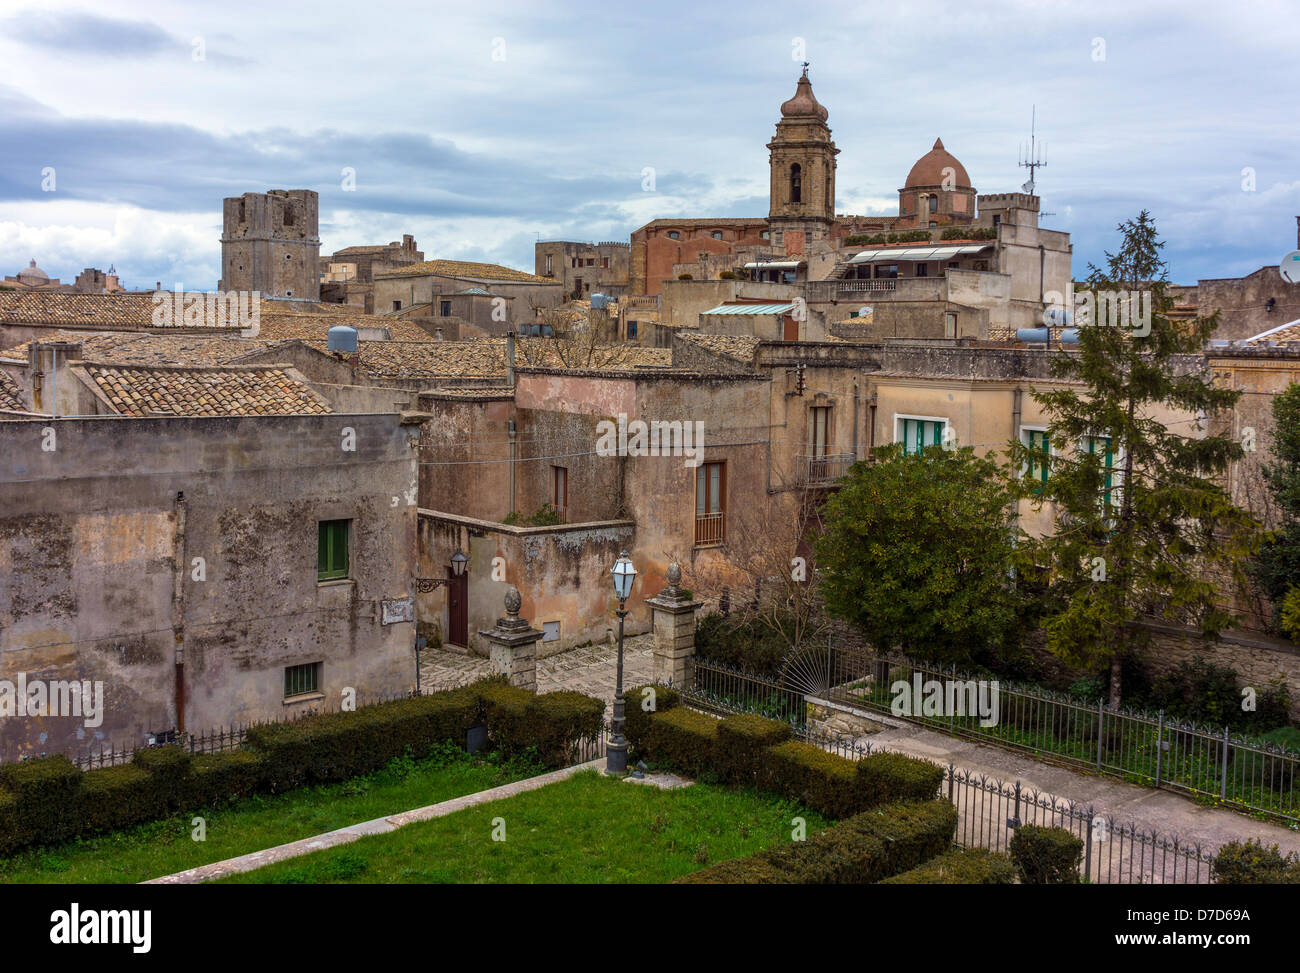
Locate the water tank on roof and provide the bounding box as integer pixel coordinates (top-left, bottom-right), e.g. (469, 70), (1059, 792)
(1043, 307), (1073, 327)
(328, 324), (358, 353)
(1016, 327), (1080, 344)
(591, 293), (608, 309)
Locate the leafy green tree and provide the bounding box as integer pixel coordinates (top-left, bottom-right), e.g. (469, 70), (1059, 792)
(814, 444), (1030, 663)
(1251, 383), (1300, 634)
(1011, 211), (1259, 707)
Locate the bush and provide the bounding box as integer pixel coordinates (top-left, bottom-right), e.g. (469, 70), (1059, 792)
(1214, 838), (1300, 884)
(187, 750), (264, 808)
(678, 800), (956, 884)
(715, 714), (793, 786)
(133, 745), (193, 811)
(0, 754), (81, 846)
(856, 752), (943, 805)
(761, 740), (864, 817)
(79, 764), (158, 835)
(880, 847), (1017, 884)
(519, 691), (606, 767)
(645, 707), (718, 779)
(694, 612), (790, 678)
(1008, 825), (1082, 884)
(622, 684), (681, 758)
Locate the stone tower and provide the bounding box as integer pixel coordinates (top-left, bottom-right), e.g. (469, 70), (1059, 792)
(767, 66), (838, 254)
(219, 189), (321, 301)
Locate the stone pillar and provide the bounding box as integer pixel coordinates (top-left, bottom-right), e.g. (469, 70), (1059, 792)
(478, 586), (542, 691)
(644, 563), (702, 687)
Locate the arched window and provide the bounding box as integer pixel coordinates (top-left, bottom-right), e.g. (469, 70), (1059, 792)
(790, 164), (802, 204)
(929, 195), (938, 214)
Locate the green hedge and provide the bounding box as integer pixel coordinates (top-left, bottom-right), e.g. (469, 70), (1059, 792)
(1008, 825), (1083, 884)
(0, 679), (603, 857)
(677, 800), (957, 884)
(645, 707), (719, 779)
(623, 684), (681, 758)
(715, 714), (793, 786)
(856, 751), (943, 805)
(762, 740), (864, 817)
(1214, 838), (1300, 884)
(880, 847), (1017, 884)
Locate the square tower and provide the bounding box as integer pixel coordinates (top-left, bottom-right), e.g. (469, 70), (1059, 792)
(219, 189), (321, 301)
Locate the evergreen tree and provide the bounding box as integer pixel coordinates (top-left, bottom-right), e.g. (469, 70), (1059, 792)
(1252, 383), (1300, 635)
(1012, 211), (1259, 707)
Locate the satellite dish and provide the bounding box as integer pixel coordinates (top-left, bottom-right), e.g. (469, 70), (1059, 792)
(1281, 251), (1300, 285)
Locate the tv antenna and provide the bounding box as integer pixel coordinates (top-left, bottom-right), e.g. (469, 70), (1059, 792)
(1019, 106), (1046, 196)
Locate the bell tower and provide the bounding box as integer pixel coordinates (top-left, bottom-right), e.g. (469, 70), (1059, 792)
(767, 65), (838, 253)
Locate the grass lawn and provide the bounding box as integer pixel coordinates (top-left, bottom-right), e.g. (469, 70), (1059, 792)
(218, 769), (829, 883)
(0, 744), (544, 884)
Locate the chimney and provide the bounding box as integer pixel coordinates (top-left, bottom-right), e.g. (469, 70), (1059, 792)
(434, 327), (444, 341)
(506, 330), (516, 387)
(156, 282), (162, 291)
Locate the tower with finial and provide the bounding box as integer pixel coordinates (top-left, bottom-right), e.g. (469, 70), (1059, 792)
(767, 65), (838, 253)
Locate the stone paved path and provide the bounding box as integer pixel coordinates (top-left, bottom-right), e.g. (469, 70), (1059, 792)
(419, 634), (654, 717)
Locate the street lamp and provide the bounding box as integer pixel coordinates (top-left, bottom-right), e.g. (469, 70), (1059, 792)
(414, 547), (470, 692)
(450, 548), (469, 578)
(605, 550), (637, 775)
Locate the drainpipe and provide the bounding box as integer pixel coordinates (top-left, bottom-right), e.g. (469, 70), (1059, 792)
(1011, 387), (1023, 528)
(506, 331), (516, 386)
(1039, 245), (1048, 351)
(172, 491), (187, 734)
(867, 390), (878, 462)
(851, 379), (859, 461)
(507, 418), (517, 517)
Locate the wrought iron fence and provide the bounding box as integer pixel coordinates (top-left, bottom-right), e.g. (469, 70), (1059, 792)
(702, 643), (1300, 826)
(690, 658), (808, 726)
(675, 681), (1218, 884)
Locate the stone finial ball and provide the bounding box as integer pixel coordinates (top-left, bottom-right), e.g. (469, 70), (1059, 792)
(504, 585), (522, 614)
(667, 562), (682, 586)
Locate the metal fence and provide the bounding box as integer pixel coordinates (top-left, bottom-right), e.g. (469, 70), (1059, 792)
(677, 674), (1220, 883)
(703, 645), (1300, 826)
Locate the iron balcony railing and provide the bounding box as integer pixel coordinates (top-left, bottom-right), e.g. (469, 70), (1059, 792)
(796, 452), (855, 486)
(694, 511), (725, 546)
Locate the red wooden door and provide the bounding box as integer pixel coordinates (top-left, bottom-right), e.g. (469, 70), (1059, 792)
(447, 571), (468, 647)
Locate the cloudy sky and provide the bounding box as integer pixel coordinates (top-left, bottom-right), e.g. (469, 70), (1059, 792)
(0, 0), (1297, 290)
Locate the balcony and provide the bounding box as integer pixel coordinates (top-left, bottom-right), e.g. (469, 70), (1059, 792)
(694, 511), (725, 546)
(796, 452), (855, 487)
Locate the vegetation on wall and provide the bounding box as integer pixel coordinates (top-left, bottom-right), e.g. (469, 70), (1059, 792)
(1251, 382), (1300, 636)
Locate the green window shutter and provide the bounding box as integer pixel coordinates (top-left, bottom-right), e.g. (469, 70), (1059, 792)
(318, 520), (349, 581)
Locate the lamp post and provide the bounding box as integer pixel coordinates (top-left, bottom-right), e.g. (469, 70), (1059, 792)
(606, 550), (637, 776)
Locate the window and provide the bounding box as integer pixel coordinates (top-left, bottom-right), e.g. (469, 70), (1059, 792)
(668, 231), (680, 240)
(916, 263), (928, 277)
(1023, 428), (1051, 494)
(440, 300), (451, 316)
(545, 254), (553, 275)
(897, 417), (947, 455)
(761, 231), (770, 240)
(929, 195), (938, 214)
(809, 406), (831, 459)
(552, 465), (568, 521)
(627, 320), (638, 338)
(283, 205), (295, 227)
(393, 300), (402, 311)
(284, 662), (320, 699)
(712, 231), (723, 240)
(992, 214), (1001, 226)
(1084, 435), (1117, 507)
(944, 312), (957, 338)
(790, 163), (802, 204)
(586, 258), (595, 267)
(318, 519), (350, 581)
(601, 257), (609, 269)
(875, 264), (899, 279)
(695, 461), (726, 546)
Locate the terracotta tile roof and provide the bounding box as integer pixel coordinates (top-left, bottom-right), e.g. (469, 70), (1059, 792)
(5, 331), (276, 366)
(0, 291), (353, 330)
(79, 363), (333, 417)
(374, 259), (558, 284)
(0, 371), (29, 412)
(1246, 320), (1300, 344)
(674, 332), (761, 365)
(257, 310), (435, 342)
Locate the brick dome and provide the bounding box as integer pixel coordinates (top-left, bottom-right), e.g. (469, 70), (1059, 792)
(780, 69), (829, 121)
(905, 138), (970, 188)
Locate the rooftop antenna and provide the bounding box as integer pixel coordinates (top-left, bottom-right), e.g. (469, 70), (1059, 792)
(1019, 106), (1046, 195)
(1019, 106), (1054, 220)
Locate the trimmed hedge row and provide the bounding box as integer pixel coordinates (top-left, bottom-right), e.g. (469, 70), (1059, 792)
(1008, 825), (1083, 884)
(0, 679), (603, 857)
(880, 847), (1017, 884)
(629, 692), (944, 818)
(1214, 838), (1300, 884)
(676, 800), (957, 884)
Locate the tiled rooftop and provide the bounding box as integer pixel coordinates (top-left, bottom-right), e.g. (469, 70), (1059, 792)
(1246, 319), (1300, 344)
(80, 363), (333, 417)
(3, 331), (280, 366)
(0, 291), (355, 330)
(374, 259), (558, 284)
(257, 310), (435, 342)
(674, 332), (762, 365)
(0, 371), (30, 412)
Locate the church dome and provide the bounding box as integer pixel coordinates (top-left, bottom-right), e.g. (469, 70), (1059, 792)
(16, 259), (49, 282)
(780, 69), (829, 121)
(905, 138), (971, 188)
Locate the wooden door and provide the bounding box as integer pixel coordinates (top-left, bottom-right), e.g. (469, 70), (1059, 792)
(447, 571), (468, 647)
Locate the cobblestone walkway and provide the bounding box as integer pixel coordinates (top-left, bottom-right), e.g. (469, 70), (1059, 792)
(418, 634), (654, 716)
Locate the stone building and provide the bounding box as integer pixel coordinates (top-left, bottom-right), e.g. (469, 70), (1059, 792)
(534, 241), (631, 300)
(372, 259), (564, 333)
(0, 411), (420, 759)
(321, 235), (425, 311)
(219, 189), (321, 301)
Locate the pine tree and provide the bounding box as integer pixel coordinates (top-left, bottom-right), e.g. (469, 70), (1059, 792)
(1012, 211), (1259, 707)
(1252, 383), (1300, 634)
